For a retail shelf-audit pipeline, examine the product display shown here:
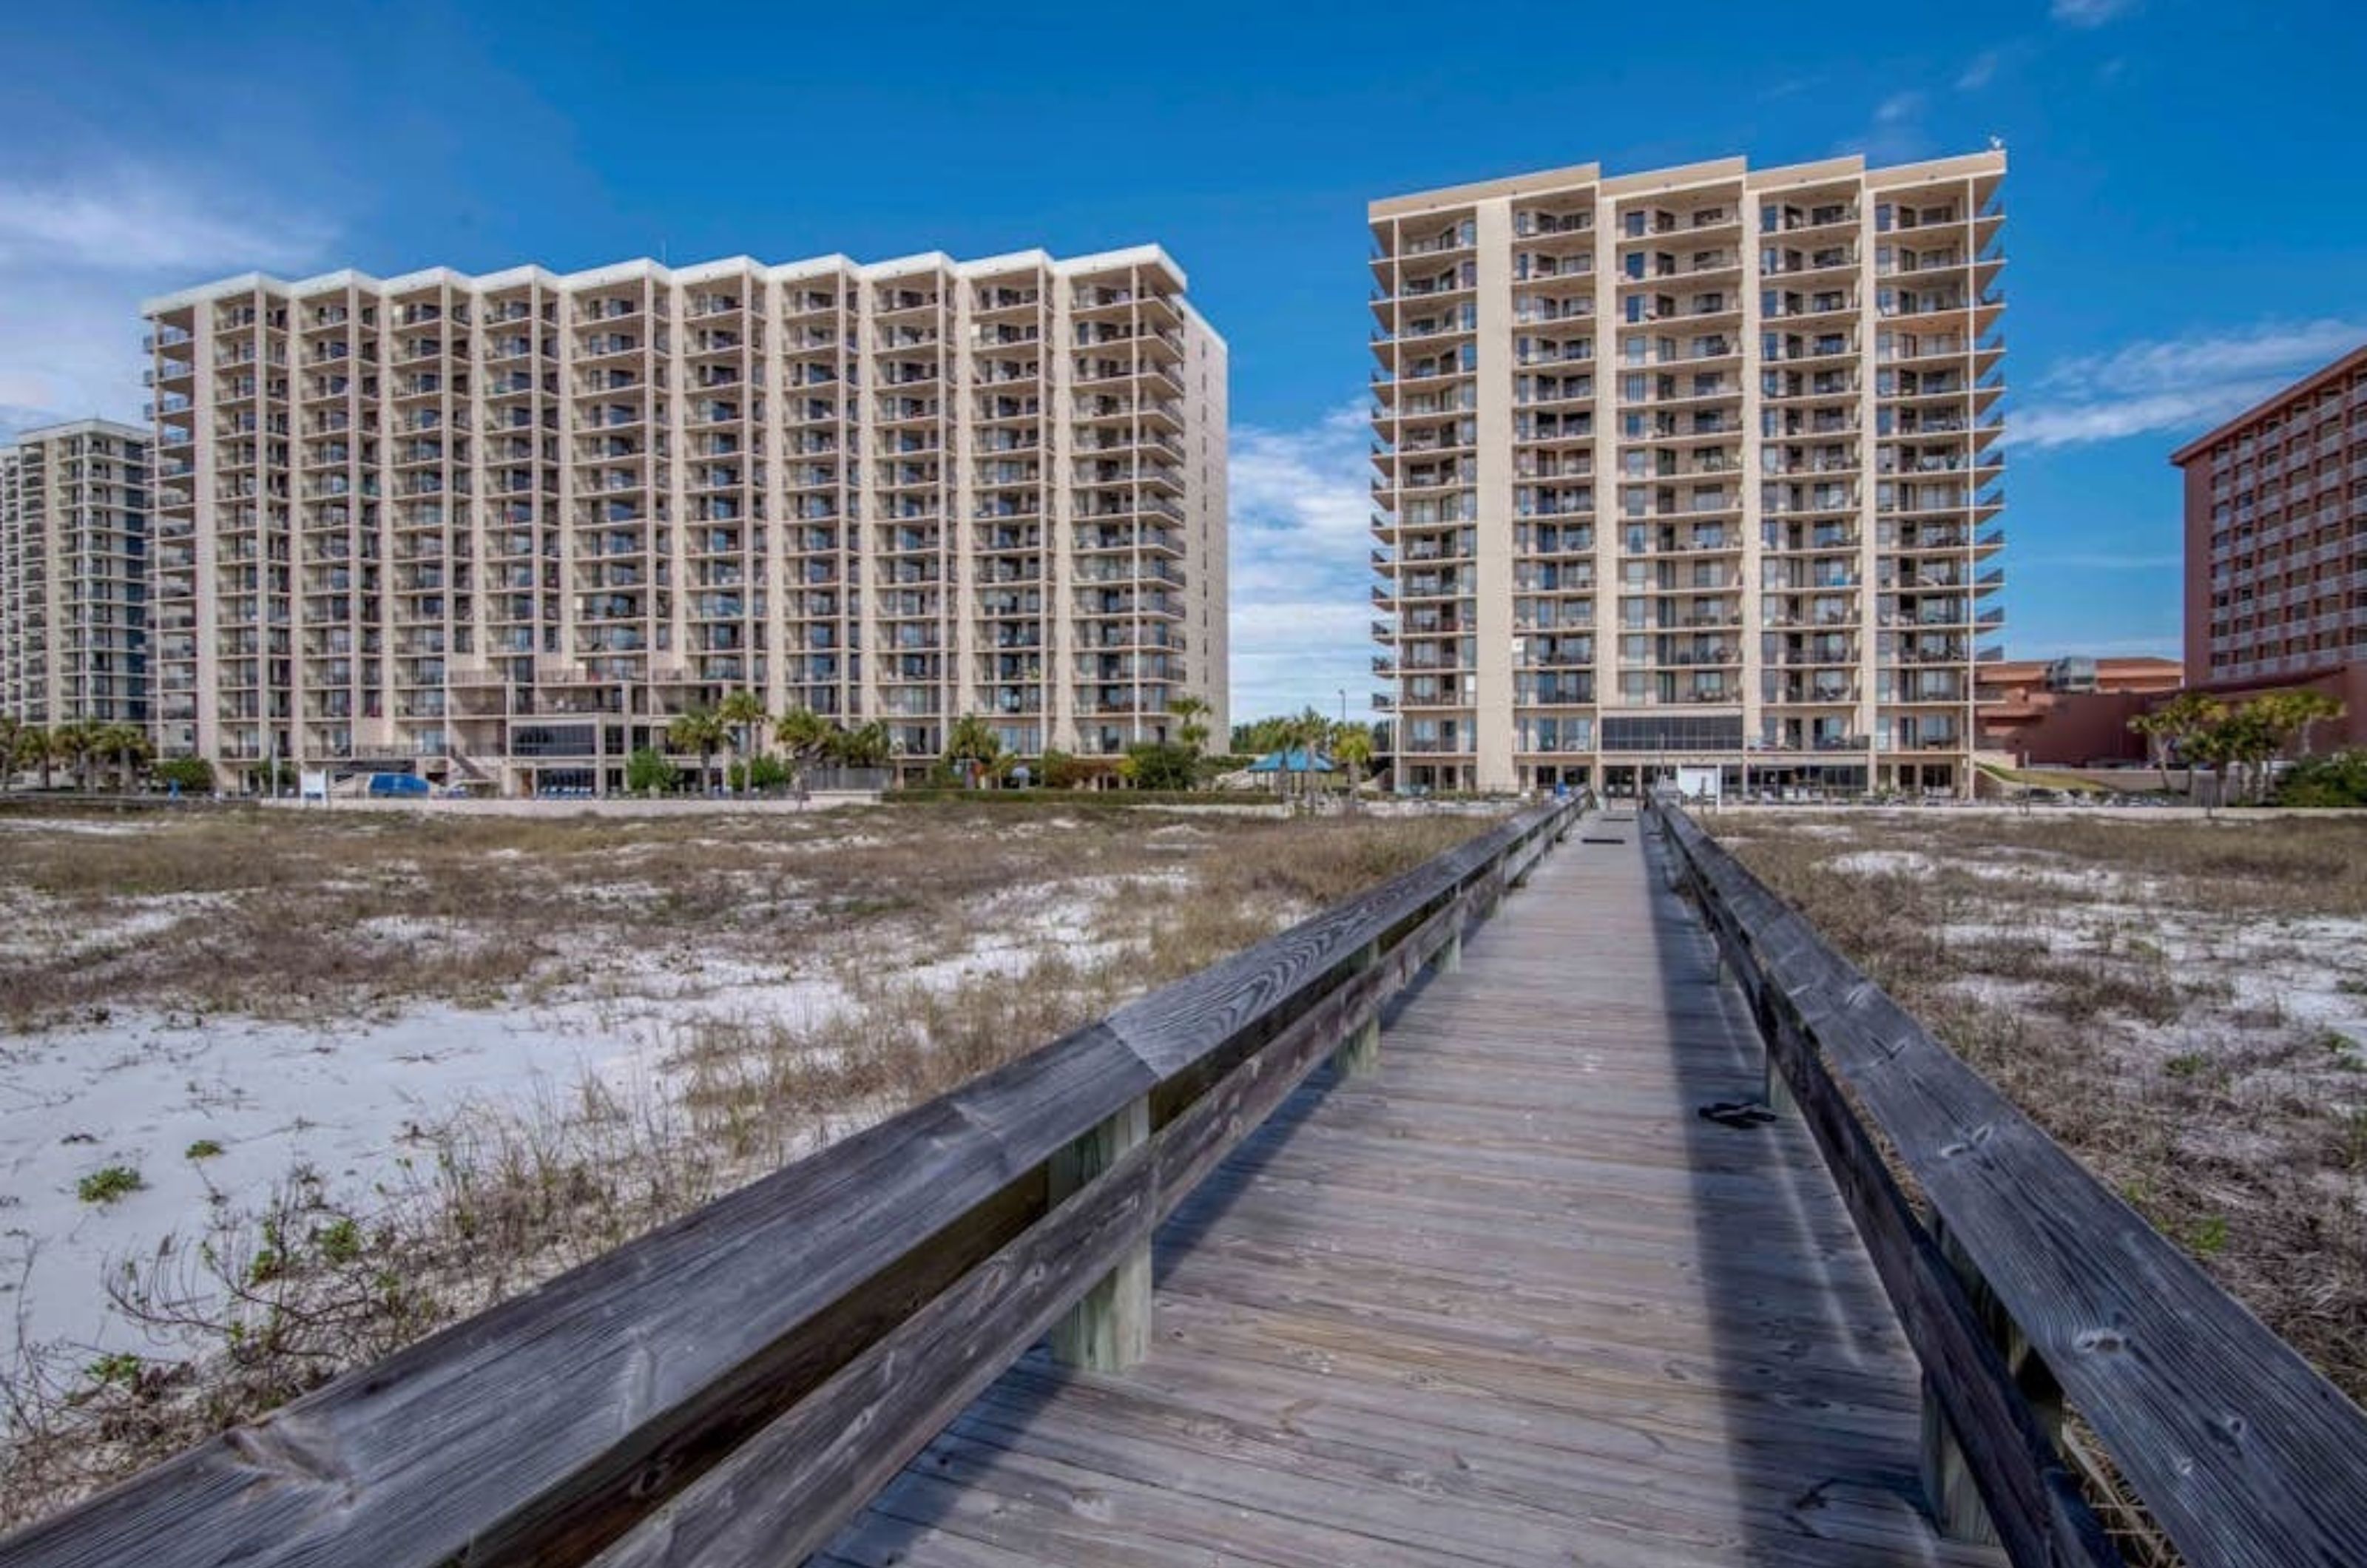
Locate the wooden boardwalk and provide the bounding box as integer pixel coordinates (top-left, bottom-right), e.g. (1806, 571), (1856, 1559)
(820, 814), (2003, 1567)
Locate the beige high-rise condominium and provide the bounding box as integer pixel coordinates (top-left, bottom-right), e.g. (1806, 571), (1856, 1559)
(0, 418), (154, 729)
(143, 247), (1227, 794)
(1369, 151), (2004, 798)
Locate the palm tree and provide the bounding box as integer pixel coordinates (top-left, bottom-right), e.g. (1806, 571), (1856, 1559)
(2263, 689), (2344, 760)
(1286, 706), (1331, 811)
(41, 726), (75, 792)
(831, 720), (892, 770)
(2234, 689), (2346, 803)
(2129, 691), (2222, 797)
(774, 707), (834, 783)
(15, 725), (54, 792)
(2182, 706), (2248, 814)
(1331, 722), (1374, 813)
(717, 689), (769, 787)
(945, 714), (1004, 787)
(98, 723), (152, 791)
(2126, 709), (2174, 794)
(55, 722), (100, 793)
(1169, 695), (1211, 755)
(666, 708), (728, 795)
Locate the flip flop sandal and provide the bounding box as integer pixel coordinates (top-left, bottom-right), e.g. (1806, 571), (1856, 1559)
(1697, 1101), (1777, 1128)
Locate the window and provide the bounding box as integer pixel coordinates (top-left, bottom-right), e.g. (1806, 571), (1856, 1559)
(1602, 713), (1745, 751)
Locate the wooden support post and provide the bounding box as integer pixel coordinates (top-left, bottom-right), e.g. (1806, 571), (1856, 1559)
(1331, 942), (1382, 1078)
(1939, 1215), (2067, 1444)
(1442, 918), (1463, 974)
(1919, 1371), (1996, 1544)
(1763, 1044), (1797, 1117)
(1049, 1095), (1152, 1371)
(1919, 1214), (2059, 1545)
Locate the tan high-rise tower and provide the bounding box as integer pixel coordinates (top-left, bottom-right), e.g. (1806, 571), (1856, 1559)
(0, 419), (154, 729)
(144, 246), (1227, 794)
(1369, 152), (2004, 798)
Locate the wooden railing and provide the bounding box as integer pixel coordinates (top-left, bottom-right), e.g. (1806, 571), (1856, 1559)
(1, 794), (1587, 1568)
(1651, 800), (2367, 1568)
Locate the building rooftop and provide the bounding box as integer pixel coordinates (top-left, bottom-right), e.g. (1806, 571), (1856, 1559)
(1368, 148), (2006, 221)
(1, 416), (152, 448)
(141, 243), (1195, 319)
(2170, 341), (2367, 465)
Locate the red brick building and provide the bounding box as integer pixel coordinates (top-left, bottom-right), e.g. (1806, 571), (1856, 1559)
(1979, 655), (2181, 766)
(2172, 343), (2367, 748)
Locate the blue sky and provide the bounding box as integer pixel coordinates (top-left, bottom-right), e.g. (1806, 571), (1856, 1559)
(1, 0), (2361, 722)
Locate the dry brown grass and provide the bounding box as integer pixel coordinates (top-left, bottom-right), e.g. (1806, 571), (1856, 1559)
(0, 805), (1483, 1033)
(1715, 811), (2367, 1410)
(0, 800), (1494, 1527)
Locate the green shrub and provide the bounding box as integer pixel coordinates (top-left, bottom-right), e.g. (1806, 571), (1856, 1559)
(2274, 748), (2367, 808)
(184, 1138), (225, 1160)
(314, 1216), (362, 1265)
(154, 756), (215, 792)
(1118, 740), (1198, 791)
(1037, 748), (1090, 789)
(725, 755), (789, 793)
(77, 1166), (144, 1205)
(2189, 1213), (2230, 1258)
(84, 1352), (143, 1390)
(624, 748), (676, 795)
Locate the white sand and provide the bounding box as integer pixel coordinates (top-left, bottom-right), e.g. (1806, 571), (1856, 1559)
(0, 1002), (656, 1354)
(0, 866), (1171, 1359)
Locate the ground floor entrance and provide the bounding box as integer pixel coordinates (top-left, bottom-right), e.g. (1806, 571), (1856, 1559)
(1413, 752), (1968, 802)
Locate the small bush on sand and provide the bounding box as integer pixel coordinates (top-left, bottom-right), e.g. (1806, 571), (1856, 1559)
(75, 1167), (143, 1206)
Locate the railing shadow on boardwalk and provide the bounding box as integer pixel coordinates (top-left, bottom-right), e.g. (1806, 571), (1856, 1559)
(834, 807), (1988, 1567)
(829, 1067), (1350, 1555)
(1149, 957), (1456, 1271)
(1636, 807), (1945, 1555)
(827, 956), (1464, 1558)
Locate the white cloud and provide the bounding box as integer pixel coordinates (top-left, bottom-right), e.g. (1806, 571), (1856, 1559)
(2050, 0), (2138, 26)
(1837, 92), (1932, 164)
(0, 163), (334, 433)
(0, 168), (329, 274)
(2044, 320), (2366, 396)
(1956, 52), (2002, 91)
(2015, 319), (2367, 450)
(2015, 551), (2182, 570)
(1225, 401), (1384, 725)
(2016, 385), (2288, 449)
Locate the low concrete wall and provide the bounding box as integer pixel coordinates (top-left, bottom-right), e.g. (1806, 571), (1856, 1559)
(260, 791), (880, 817)
(1704, 801), (2355, 822)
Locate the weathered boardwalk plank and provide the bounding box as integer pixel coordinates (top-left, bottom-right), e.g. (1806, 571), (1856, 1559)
(824, 817), (2000, 1566)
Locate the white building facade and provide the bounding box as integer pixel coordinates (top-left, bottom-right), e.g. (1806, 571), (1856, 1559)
(144, 247), (1227, 793)
(1370, 152), (2005, 798)
(0, 418), (154, 728)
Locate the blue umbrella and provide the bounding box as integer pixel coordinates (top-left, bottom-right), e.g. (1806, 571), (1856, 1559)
(1244, 748), (1336, 774)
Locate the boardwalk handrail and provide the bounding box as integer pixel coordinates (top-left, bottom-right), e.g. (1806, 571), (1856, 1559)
(1652, 800), (2367, 1568)
(1, 794), (1586, 1568)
